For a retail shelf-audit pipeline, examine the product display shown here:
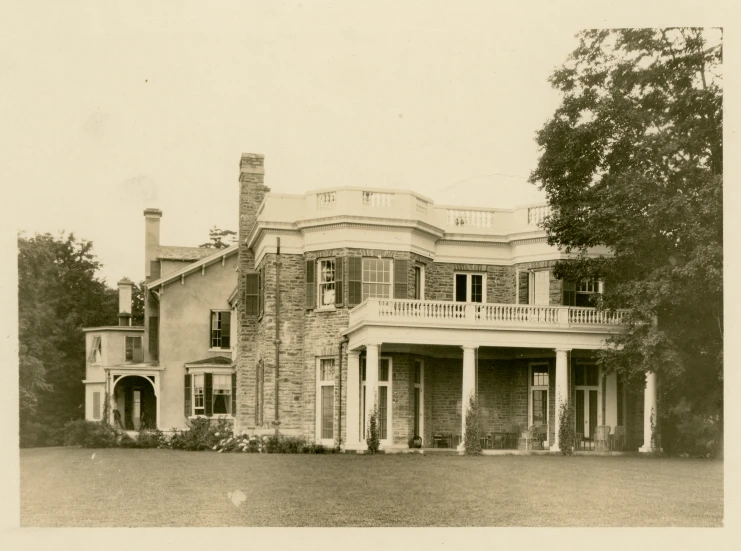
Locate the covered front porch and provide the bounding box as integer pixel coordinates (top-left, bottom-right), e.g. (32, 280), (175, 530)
(342, 299), (658, 454)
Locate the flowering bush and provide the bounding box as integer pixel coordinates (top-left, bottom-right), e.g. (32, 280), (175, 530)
(212, 433), (334, 454)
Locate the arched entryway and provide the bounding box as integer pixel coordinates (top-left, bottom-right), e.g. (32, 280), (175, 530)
(112, 375), (157, 430)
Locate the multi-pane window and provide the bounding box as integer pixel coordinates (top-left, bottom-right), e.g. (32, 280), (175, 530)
(574, 363), (599, 386)
(563, 279), (602, 306)
(212, 374), (232, 415)
(530, 363), (549, 427)
(413, 266), (423, 300)
(193, 374), (205, 415)
(318, 358), (335, 441)
(319, 259), (336, 307)
(455, 273), (484, 303)
(211, 311), (231, 349)
(362, 258), (392, 299)
(125, 336), (142, 363)
(360, 357), (392, 441)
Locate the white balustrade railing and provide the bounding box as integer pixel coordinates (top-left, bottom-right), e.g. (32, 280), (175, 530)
(316, 191), (336, 209)
(362, 191), (393, 208)
(446, 209), (495, 228)
(349, 298), (626, 329)
(527, 205), (550, 226)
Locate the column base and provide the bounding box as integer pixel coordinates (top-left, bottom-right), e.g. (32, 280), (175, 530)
(638, 445), (661, 453)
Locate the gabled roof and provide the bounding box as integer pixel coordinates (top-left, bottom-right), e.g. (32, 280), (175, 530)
(184, 356), (234, 367)
(156, 246), (217, 261)
(148, 244), (238, 289)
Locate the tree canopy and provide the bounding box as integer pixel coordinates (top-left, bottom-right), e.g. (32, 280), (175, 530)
(18, 232), (119, 446)
(199, 226), (237, 249)
(529, 28), (722, 455)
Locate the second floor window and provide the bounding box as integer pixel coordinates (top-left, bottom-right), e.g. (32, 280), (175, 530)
(455, 273), (484, 303)
(319, 259), (336, 307)
(211, 311), (231, 349)
(563, 279), (602, 307)
(363, 258), (392, 299)
(125, 336), (142, 363)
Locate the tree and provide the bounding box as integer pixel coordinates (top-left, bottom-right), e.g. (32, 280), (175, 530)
(18, 232), (118, 446)
(131, 280), (145, 326)
(529, 29), (722, 456)
(199, 226), (237, 249)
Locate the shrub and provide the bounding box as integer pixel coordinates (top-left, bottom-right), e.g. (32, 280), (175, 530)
(135, 428), (166, 449)
(557, 401), (575, 456)
(164, 418), (232, 451)
(662, 399), (721, 458)
(64, 420), (118, 448)
(463, 395), (482, 455)
(366, 405), (380, 454)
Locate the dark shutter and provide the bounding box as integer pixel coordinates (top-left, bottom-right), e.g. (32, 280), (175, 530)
(394, 259), (408, 299)
(348, 257), (362, 306)
(244, 273), (258, 315)
(232, 372), (237, 415)
(306, 260), (316, 309)
(334, 257), (344, 307)
(562, 281), (576, 306)
(150, 260), (161, 281)
(222, 312), (231, 348)
(258, 266), (264, 317)
(184, 373), (192, 417)
(204, 372), (213, 417)
(518, 271), (530, 304)
(148, 316), (159, 361)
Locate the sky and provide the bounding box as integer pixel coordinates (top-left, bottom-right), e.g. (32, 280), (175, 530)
(1, 1), (733, 287)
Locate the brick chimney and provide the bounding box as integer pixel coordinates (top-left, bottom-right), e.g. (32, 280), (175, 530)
(238, 154), (270, 272)
(144, 208), (162, 282)
(117, 277), (134, 326)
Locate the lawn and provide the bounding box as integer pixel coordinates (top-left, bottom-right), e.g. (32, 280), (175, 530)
(19, 447), (723, 527)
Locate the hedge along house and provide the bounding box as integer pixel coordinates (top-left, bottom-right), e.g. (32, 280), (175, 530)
(236, 153), (660, 453)
(83, 209), (239, 430)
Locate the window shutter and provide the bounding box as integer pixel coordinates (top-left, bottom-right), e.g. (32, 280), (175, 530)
(348, 257), (362, 306)
(133, 337), (143, 363)
(204, 372), (213, 417)
(184, 373), (192, 417)
(394, 259), (408, 299)
(148, 317), (159, 361)
(258, 266), (264, 317)
(244, 273), (258, 315)
(334, 257), (344, 306)
(518, 271), (530, 304)
(562, 281), (576, 306)
(222, 312), (231, 348)
(150, 260), (161, 281)
(306, 260), (316, 309)
(232, 372), (237, 415)
(93, 392), (101, 420)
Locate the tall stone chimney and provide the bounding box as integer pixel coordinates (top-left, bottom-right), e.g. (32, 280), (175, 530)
(117, 277), (134, 326)
(144, 208), (162, 282)
(238, 154), (270, 272)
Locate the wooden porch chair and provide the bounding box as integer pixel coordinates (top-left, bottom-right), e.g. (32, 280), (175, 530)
(432, 433), (453, 448)
(594, 425), (610, 452)
(612, 425), (626, 451)
(574, 432), (583, 451)
(524, 425), (542, 450)
(491, 432), (507, 449)
(506, 423), (520, 449)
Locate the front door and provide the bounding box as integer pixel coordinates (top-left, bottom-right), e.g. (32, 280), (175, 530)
(574, 362), (600, 440)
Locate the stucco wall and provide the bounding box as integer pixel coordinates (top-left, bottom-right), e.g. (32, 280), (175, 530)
(158, 253), (238, 429)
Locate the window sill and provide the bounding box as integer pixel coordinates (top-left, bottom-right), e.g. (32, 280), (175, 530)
(188, 415), (234, 420)
(208, 348), (232, 353)
(314, 306), (337, 313)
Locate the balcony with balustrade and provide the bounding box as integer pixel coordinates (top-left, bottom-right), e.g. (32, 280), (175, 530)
(345, 298), (627, 352)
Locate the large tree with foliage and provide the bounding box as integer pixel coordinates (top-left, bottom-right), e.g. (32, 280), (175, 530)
(529, 28), (722, 456)
(18, 232), (119, 446)
(199, 226), (237, 249)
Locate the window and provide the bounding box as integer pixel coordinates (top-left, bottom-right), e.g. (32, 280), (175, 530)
(88, 336), (102, 364)
(317, 358), (335, 442)
(318, 259), (336, 307)
(212, 374), (232, 414)
(413, 359), (424, 439)
(532, 270), (549, 305)
(563, 279), (602, 306)
(255, 360), (264, 426)
(193, 374), (205, 415)
(362, 258), (392, 299)
(125, 336), (142, 363)
(211, 311), (231, 349)
(529, 363), (549, 428)
(455, 273), (484, 303)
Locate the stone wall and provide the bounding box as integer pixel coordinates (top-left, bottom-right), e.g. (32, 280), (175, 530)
(424, 262), (517, 304)
(515, 260), (564, 305)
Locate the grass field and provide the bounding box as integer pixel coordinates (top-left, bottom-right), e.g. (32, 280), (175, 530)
(20, 447), (723, 527)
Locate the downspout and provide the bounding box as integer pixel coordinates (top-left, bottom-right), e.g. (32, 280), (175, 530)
(338, 336), (349, 450)
(273, 237), (281, 433)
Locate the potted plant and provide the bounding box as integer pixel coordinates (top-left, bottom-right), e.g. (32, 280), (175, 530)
(408, 435), (423, 449)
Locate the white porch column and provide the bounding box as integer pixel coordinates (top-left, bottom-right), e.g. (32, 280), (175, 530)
(639, 371), (659, 453)
(345, 350), (361, 450)
(363, 343), (380, 448)
(551, 348), (571, 452)
(458, 345), (477, 451)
